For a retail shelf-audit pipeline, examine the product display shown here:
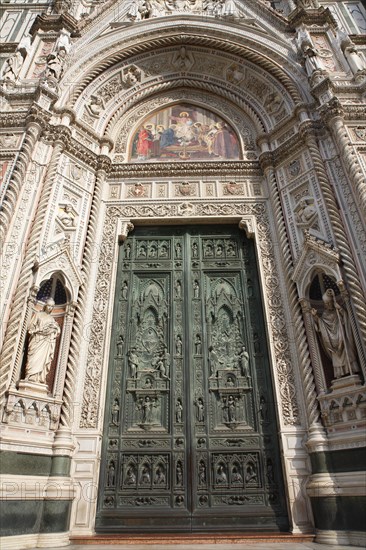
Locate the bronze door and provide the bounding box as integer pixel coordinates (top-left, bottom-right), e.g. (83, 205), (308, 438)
(96, 225), (288, 532)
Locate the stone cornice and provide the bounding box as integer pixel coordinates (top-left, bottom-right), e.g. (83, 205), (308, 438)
(0, 111), (27, 129)
(0, 43), (17, 55)
(342, 104), (366, 122)
(110, 161), (260, 179)
(288, 7), (337, 31)
(272, 131), (305, 166)
(29, 13), (79, 36)
(351, 35), (366, 46)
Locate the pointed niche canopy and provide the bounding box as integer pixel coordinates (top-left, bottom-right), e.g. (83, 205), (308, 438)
(128, 103), (241, 162)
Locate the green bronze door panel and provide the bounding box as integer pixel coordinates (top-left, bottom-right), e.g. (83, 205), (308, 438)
(96, 226), (288, 532)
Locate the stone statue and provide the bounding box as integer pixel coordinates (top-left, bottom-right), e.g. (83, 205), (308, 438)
(301, 44), (323, 76)
(311, 289), (360, 380)
(209, 345), (223, 376)
(58, 204), (76, 229)
(175, 398), (183, 422)
(295, 198), (317, 227)
(86, 94), (105, 117)
(127, 0), (149, 21)
(128, 348), (139, 378)
(238, 345), (249, 377)
(1, 50), (25, 83)
(24, 299), (61, 385)
(337, 29), (366, 76)
(111, 398), (120, 425)
(44, 48), (67, 80)
(195, 397), (205, 421)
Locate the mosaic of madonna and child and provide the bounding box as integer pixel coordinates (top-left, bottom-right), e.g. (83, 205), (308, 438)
(129, 104), (241, 162)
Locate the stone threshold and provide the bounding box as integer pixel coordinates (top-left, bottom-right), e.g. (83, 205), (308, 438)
(71, 533), (315, 545)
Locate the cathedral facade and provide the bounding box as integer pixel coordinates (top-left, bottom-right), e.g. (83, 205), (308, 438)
(0, 0), (366, 548)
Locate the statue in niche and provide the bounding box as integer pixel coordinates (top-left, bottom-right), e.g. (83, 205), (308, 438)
(1, 50), (25, 84)
(337, 29), (366, 75)
(140, 465), (151, 484)
(139, 396), (154, 424)
(138, 243), (147, 257)
(208, 345), (223, 376)
(245, 463), (257, 484)
(24, 299), (61, 385)
(176, 461), (183, 485)
(175, 280), (182, 299)
(162, 345), (171, 377)
(221, 397), (229, 422)
(205, 242), (214, 256)
(198, 460), (206, 484)
(216, 465), (227, 484)
(195, 397), (205, 422)
(128, 348), (139, 378)
(125, 243), (131, 259)
(227, 395), (236, 422)
(175, 335), (183, 355)
(192, 242), (199, 258)
(125, 466), (137, 485)
(154, 354), (167, 378)
(238, 345), (250, 378)
(116, 335), (124, 356)
(301, 43), (323, 77)
(226, 376), (235, 387)
(107, 461), (116, 486)
(311, 289), (360, 380)
(175, 398), (183, 423)
(44, 48), (67, 80)
(111, 398), (120, 425)
(149, 243), (157, 258)
(195, 335), (202, 355)
(121, 281), (128, 299)
(175, 242), (182, 259)
(154, 466), (166, 484)
(295, 198), (317, 228)
(231, 466), (243, 484)
(193, 280), (200, 298)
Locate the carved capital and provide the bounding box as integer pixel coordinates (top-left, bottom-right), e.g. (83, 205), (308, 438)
(299, 298), (311, 312)
(238, 218), (255, 239)
(42, 124), (72, 148)
(26, 104), (51, 133)
(318, 98), (344, 126)
(97, 154), (112, 173)
(118, 220), (135, 242)
(258, 151), (273, 173)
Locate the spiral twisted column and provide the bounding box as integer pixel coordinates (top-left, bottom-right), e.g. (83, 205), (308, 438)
(0, 134), (68, 409)
(259, 151), (324, 438)
(303, 128), (366, 368)
(320, 100), (366, 220)
(59, 154), (112, 429)
(0, 123), (42, 244)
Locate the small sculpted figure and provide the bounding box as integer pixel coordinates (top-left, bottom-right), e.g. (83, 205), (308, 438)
(311, 289), (359, 380)
(24, 299), (61, 385)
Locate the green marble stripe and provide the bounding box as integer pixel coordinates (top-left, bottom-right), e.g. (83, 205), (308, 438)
(310, 447), (366, 474)
(0, 451), (71, 477)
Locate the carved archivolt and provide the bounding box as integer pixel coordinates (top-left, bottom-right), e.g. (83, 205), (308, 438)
(79, 201), (300, 430)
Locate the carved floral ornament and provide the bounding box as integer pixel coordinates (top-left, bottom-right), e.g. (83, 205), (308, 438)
(79, 202), (300, 430)
(72, 45), (295, 138)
